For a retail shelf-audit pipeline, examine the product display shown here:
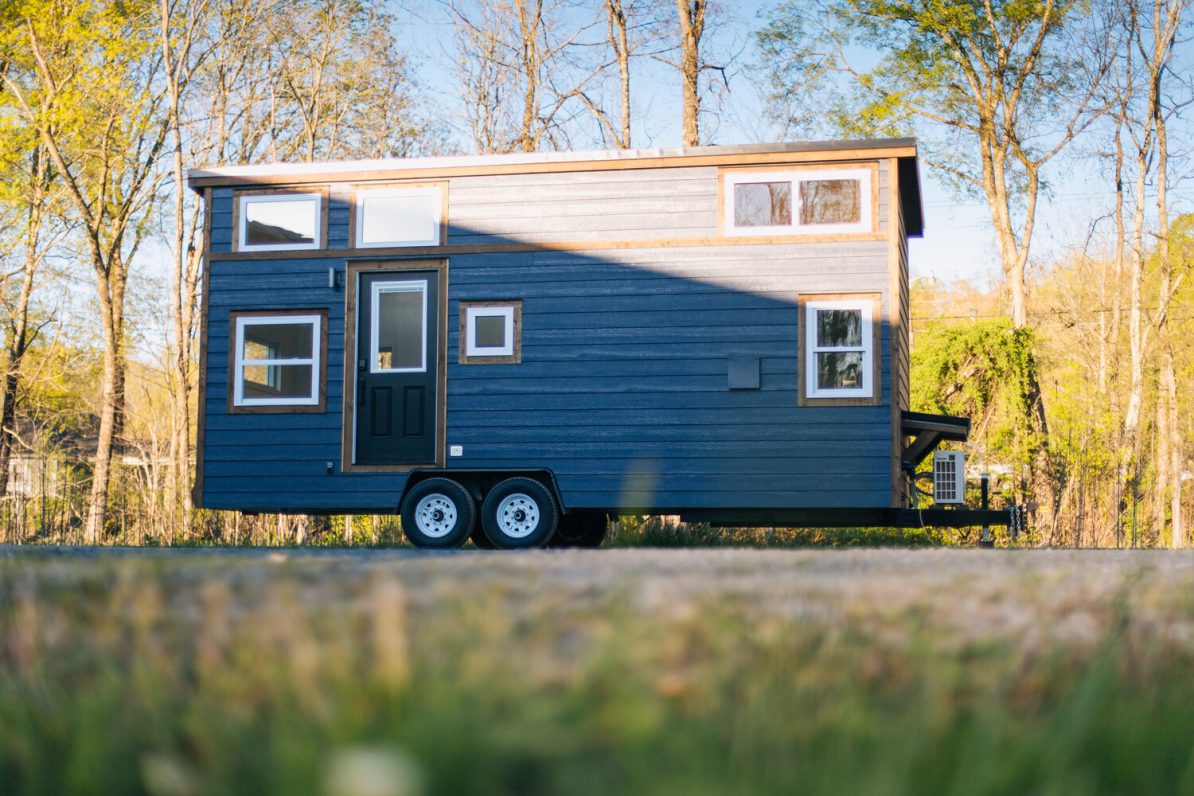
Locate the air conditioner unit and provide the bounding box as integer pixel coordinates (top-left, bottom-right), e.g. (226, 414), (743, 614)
(933, 451), (966, 505)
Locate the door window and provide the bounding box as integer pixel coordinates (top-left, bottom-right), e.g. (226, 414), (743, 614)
(371, 281), (427, 373)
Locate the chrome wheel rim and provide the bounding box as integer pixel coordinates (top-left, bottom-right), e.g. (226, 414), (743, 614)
(414, 494), (457, 538)
(495, 493), (539, 539)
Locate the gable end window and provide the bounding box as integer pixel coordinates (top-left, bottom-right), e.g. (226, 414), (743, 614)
(460, 301), (521, 364)
(237, 193), (323, 252)
(230, 312), (326, 412)
(798, 295), (880, 404)
(355, 185), (445, 248)
(724, 168), (872, 236)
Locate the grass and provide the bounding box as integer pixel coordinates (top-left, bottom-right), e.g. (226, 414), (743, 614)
(3, 547), (1194, 795)
(608, 516), (960, 547)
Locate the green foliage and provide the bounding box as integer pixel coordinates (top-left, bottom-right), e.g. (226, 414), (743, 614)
(911, 319), (1043, 468)
(4, 551), (1194, 795)
(758, 0), (1090, 198)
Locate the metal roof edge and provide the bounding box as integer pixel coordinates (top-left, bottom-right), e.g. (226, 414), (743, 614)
(186, 138), (919, 184)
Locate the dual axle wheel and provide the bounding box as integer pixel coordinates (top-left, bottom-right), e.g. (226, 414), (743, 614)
(400, 476), (598, 550)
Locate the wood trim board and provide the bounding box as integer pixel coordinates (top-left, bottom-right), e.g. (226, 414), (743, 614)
(230, 186), (330, 253)
(225, 309), (329, 415)
(458, 300), (523, 365)
(795, 292), (884, 408)
(345, 180), (450, 250)
(207, 230), (889, 262)
(716, 161), (882, 237)
(193, 187), (212, 507)
(887, 158), (905, 507)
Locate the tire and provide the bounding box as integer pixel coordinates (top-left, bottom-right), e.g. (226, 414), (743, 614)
(550, 511), (608, 548)
(480, 477), (559, 550)
(400, 478), (476, 549)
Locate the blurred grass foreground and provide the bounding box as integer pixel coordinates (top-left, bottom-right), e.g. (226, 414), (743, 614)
(4, 548), (1194, 796)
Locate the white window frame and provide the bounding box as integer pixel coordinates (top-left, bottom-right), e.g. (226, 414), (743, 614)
(465, 305), (515, 357)
(804, 299), (873, 399)
(723, 168), (872, 236)
(370, 280), (427, 373)
(237, 193), (323, 252)
(355, 186), (443, 248)
(233, 314), (322, 407)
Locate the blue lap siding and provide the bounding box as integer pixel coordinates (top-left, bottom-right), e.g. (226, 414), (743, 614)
(195, 143), (915, 514)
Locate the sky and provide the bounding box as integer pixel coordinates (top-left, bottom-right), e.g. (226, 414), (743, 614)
(392, 0), (1194, 292)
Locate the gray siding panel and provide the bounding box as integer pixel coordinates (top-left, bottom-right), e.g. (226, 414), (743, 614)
(446, 163), (888, 245)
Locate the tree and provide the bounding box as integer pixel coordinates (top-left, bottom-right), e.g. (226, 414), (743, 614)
(448, 0), (608, 153)
(1100, 0), (1189, 545)
(0, 129), (58, 505)
(1, 0), (171, 542)
(674, 0), (705, 146)
(157, 0), (209, 532)
(759, 0), (1110, 329)
(759, 0), (1115, 533)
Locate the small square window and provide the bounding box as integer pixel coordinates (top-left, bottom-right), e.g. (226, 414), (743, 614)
(231, 312), (325, 411)
(237, 193), (322, 251)
(724, 168), (871, 236)
(801, 297), (876, 401)
(355, 186), (443, 248)
(460, 302), (521, 364)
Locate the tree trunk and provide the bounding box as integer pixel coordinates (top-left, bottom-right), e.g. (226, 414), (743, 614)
(675, 0), (704, 146)
(1162, 352), (1182, 547)
(607, 0), (631, 148)
(1169, 355), (1183, 549)
(0, 148), (47, 502)
(84, 267), (127, 544)
(518, 0), (543, 152)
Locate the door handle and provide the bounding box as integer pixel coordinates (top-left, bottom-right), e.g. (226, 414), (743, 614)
(358, 376), (367, 406)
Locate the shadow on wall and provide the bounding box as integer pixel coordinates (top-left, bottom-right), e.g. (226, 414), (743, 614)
(201, 215), (897, 513)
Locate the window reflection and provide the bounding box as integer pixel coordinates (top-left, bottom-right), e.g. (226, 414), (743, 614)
(242, 196), (318, 248)
(374, 285), (425, 371)
(800, 179), (861, 226)
(733, 182), (791, 227)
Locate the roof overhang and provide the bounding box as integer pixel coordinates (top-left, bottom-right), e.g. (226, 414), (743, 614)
(186, 137), (920, 197)
(901, 411), (969, 474)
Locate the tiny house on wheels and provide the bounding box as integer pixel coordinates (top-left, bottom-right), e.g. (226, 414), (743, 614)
(187, 139), (1012, 549)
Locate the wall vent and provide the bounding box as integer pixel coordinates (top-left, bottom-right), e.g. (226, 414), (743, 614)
(933, 451), (966, 505)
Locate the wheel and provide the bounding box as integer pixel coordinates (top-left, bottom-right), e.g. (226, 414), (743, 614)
(480, 477), (559, 549)
(550, 511), (608, 548)
(400, 478), (476, 549)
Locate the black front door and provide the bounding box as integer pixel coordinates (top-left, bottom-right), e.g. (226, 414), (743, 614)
(354, 270), (439, 465)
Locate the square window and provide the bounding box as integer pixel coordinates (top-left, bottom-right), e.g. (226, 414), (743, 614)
(724, 169), (871, 236)
(231, 313), (324, 410)
(355, 186), (443, 248)
(238, 193), (322, 251)
(803, 298), (875, 400)
(473, 315), (507, 349)
(460, 302), (521, 364)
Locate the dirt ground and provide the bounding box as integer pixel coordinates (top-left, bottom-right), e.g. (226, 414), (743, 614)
(6, 546), (1193, 650)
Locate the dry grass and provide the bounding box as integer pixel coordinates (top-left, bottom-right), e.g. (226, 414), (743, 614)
(4, 547), (1194, 795)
